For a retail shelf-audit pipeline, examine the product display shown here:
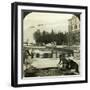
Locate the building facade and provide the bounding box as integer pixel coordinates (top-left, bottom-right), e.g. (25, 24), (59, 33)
(68, 15), (80, 45)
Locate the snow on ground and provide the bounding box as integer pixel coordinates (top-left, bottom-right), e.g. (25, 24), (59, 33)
(31, 58), (80, 69)
(31, 58), (60, 69)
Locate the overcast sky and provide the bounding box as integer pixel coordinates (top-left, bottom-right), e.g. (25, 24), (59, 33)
(23, 12), (73, 43)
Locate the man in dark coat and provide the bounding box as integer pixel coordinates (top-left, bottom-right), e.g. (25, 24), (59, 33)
(58, 54), (68, 70)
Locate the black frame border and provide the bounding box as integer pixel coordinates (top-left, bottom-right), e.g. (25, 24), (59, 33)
(11, 2), (88, 87)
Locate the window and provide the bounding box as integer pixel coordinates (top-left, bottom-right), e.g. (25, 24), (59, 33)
(74, 24), (77, 29)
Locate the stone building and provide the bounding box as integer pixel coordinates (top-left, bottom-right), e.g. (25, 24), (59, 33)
(68, 15), (80, 45)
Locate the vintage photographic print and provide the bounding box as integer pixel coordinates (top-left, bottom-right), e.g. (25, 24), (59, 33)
(11, 2), (87, 87)
(22, 11), (80, 77)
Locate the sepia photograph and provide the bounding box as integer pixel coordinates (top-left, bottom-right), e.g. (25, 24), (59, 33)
(22, 11), (80, 78)
(11, 2), (87, 87)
